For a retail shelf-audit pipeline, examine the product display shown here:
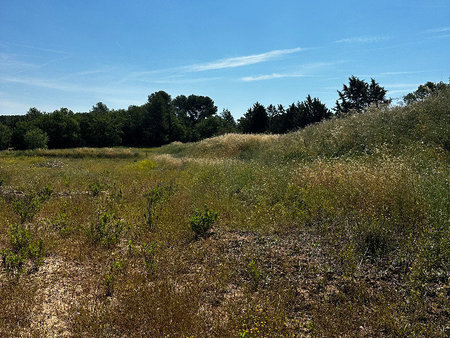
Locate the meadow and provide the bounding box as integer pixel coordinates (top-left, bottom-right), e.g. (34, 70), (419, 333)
(0, 89), (449, 336)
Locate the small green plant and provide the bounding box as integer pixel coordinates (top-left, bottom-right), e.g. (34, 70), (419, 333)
(86, 210), (124, 246)
(49, 211), (73, 237)
(141, 242), (157, 275)
(247, 258), (262, 290)
(189, 206), (219, 239)
(144, 182), (175, 230)
(104, 259), (125, 297)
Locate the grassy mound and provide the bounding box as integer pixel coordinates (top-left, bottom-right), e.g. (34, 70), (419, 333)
(159, 87), (449, 162)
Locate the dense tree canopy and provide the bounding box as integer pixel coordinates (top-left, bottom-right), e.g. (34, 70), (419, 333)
(4, 77), (439, 150)
(335, 76), (390, 115)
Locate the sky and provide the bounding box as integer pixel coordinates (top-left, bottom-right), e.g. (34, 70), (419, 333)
(0, 0), (449, 117)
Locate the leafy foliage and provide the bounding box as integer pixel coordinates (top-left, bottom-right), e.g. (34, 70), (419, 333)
(189, 206), (219, 238)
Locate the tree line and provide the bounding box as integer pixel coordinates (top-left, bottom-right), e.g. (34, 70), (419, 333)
(0, 77), (447, 150)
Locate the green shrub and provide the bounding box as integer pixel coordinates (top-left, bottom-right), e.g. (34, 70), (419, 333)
(0, 250), (25, 274)
(11, 186), (52, 223)
(189, 206), (218, 238)
(1, 223), (45, 274)
(86, 210), (124, 246)
(88, 181), (106, 197)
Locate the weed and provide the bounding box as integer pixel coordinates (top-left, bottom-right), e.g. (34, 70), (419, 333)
(189, 206), (218, 238)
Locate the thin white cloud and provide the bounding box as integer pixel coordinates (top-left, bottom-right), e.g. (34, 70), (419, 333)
(240, 61), (344, 82)
(241, 72), (305, 82)
(0, 41), (69, 55)
(335, 36), (389, 44)
(0, 76), (144, 98)
(152, 77), (222, 84)
(377, 71), (427, 76)
(183, 47), (303, 72)
(423, 27), (450, 34)
(384, 83), (420, 88)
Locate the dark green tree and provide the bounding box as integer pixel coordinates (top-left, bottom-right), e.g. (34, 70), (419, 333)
(143, 91), (184, 146)
(238, 102), (268, 133)
(11, 121), (34, 149)
(195, 115), (223, 139)
(267, 104), (285, 134)
(301, 95), (332, 124)
(218, 109), (237, 134)
(335, 76), (389, 115)
(173, 94), (218, 141)
(0, 123), (12, 149)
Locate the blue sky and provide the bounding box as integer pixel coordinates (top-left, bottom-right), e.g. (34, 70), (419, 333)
(0, 0), (449, 117)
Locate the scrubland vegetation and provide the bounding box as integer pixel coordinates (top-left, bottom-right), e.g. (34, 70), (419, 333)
(0, 88), (449, 336)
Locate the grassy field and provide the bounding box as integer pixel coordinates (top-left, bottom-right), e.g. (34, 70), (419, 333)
(0, 90), (449, 336)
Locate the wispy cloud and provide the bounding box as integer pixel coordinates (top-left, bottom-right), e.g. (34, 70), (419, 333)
(183, 47), (303, 72)
(335, 36), (389, 44)
(152, 77), (222, 84)
(240, 61), (344, 82)
(0, 41), (69, 55)
(422, 27), (450, 34)
(355, 70), (429, 78)
(241, 72), (306, 82)
(377, 71), (427, 76)
(0, 53), (39, 69)
(384, 83), (420, 88)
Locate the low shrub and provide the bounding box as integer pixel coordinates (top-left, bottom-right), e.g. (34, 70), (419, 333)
(86, 210), (124, 247)
(0, 223), (45, 274)
(189, 206), (218, 238)
(11, 185), (52, 223)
